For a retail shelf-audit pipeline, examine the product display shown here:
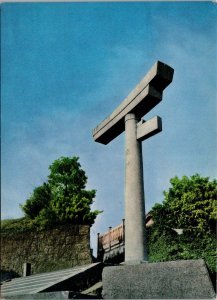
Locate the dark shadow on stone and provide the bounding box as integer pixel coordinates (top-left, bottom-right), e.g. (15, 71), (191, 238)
(207, 269), (216, 293)
(0, 269), (20, 283)
(104, 252), (124, 265)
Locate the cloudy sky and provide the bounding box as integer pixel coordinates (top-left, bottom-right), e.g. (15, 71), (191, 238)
(2, 2), (216, 254)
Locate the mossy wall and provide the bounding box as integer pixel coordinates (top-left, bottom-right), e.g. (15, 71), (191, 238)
(1, 224), (92, 277)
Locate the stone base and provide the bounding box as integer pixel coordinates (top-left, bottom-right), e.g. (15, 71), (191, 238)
(102, 259), (215, 299)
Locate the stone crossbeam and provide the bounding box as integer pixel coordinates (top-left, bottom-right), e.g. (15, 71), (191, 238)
(93, 61), (174, 145)
(137, 116), (162, 142)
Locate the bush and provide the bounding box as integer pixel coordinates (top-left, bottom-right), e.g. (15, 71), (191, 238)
(147, 174), (217, 274)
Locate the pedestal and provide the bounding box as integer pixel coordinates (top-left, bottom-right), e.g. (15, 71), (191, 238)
(102, 259), (215, 299)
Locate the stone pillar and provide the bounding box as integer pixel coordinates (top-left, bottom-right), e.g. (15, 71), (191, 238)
(23, 262), (31, 277)
(122, 218), (125, 243)
(124, 113), (147, 262)
(109, 226), (112, 251)
(97, 233), (100, 259)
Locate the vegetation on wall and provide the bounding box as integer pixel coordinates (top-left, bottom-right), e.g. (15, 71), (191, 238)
(147, 174), (217, 273)
(1, 224), (92, 277)
(1, 218), (37, 235)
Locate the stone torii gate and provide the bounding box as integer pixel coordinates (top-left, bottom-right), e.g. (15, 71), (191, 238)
(93, 61), (174, 263)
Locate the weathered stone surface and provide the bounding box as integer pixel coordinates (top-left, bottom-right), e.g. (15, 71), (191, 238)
(1, 224), (92, 277)
(102, 259), (216, 299)
(136, 116), (162, 142)
(93, 60), (174, 264)
(124, 113), (147, 262)
(93, 85), (161, 145)
(93, 61), (174, 145)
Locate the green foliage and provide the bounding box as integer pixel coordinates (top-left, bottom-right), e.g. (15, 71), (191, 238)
(1, 218), (37, 235)
(152, 174), (217, 234)
(20, 183), (51, 219)
(20, 156), (101, 228)
(148, 174), (217, 273)
(48, 157), (87, 193)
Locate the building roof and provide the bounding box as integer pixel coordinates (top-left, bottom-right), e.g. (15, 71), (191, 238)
(1, 263), (102, 297)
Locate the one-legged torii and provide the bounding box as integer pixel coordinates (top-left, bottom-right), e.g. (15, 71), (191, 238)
(93, 61), (174, 263)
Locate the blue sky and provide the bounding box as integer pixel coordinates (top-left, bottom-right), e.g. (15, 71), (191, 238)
(1, 2), (216, 254)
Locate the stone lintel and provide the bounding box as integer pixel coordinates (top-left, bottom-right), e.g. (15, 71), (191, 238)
(137, 116), (162, 142)
(93, 61), (174, 145)
(93, 85), (162, 145)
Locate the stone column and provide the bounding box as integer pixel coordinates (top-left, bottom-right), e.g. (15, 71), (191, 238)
(124, 113), (147, 262)
(97, 233), (100, 259)
(23, 262), (31, 277)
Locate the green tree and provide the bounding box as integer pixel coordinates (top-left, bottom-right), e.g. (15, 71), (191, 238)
(21, 156), (101, 227)
(20, 183), (51, 219)
(48, 156), (100, 225)
(152, 174), (216, 233)
(147, 174), (217, 273)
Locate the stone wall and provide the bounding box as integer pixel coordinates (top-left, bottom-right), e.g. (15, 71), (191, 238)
(1, 224), (93, 277)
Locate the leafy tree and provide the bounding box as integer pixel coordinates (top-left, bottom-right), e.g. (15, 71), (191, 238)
(20, 183), (51, 219)
(47, 156), (100, 225)
(21, 156), (101, 227)
(151, 174), (216, 233)
(147, 174), (217, 273)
